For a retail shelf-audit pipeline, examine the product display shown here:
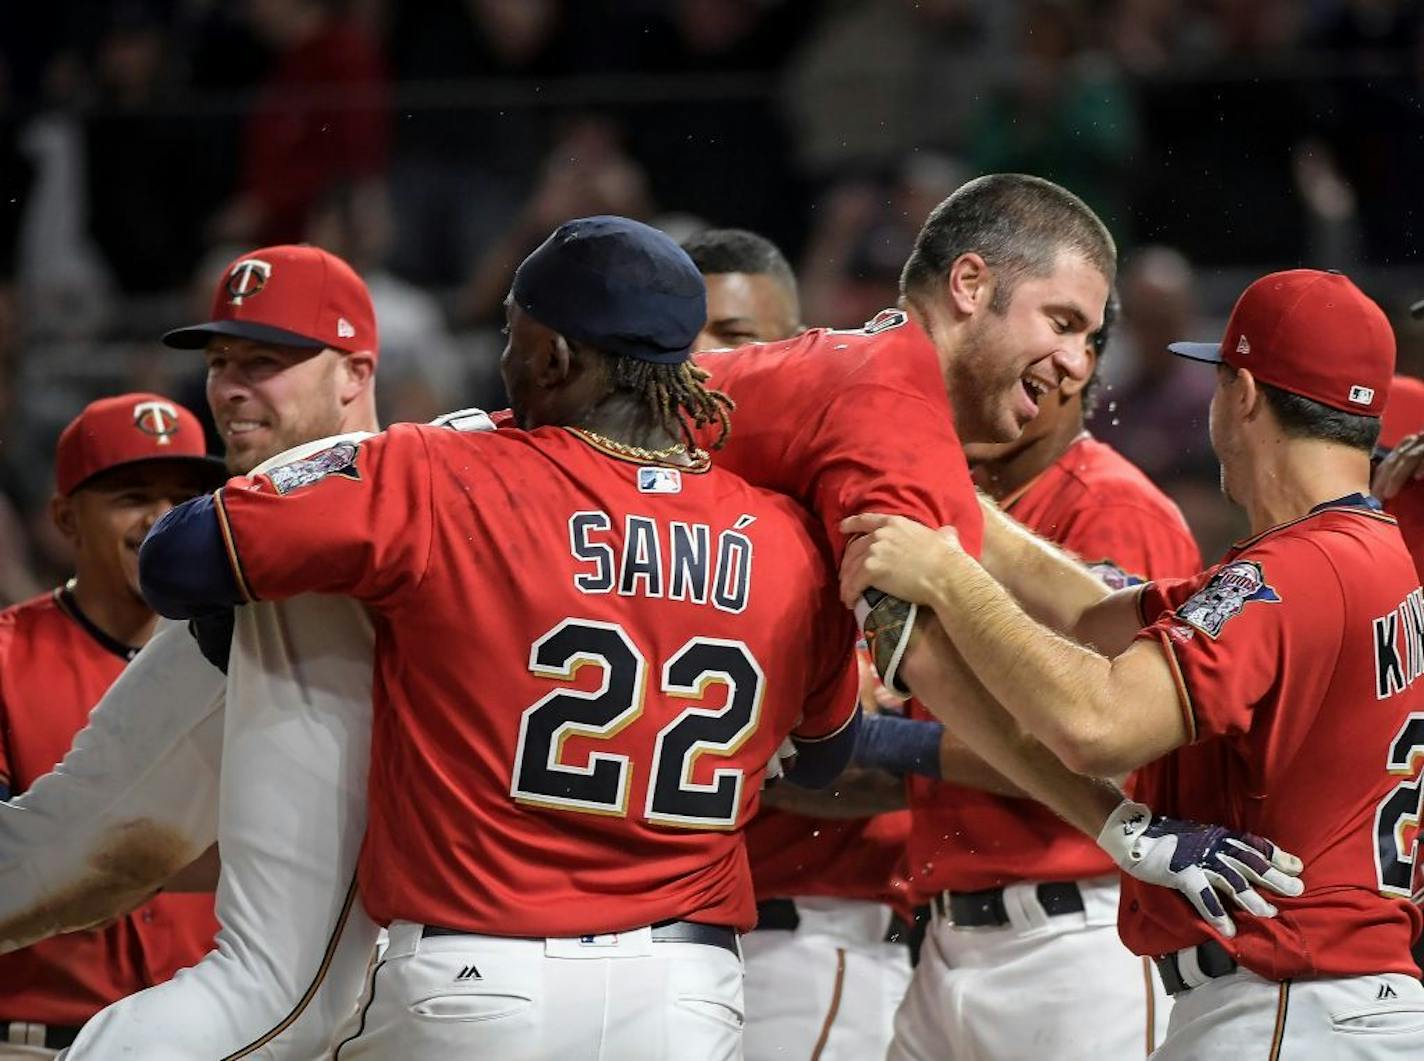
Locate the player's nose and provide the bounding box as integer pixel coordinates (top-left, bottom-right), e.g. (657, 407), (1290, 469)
(1053, 339), (1092, 384)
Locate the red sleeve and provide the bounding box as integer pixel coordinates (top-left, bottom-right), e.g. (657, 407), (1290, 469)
(1133, 541), (1342, 742)
(215, 426), (433, 608)
(1059, 503), (1202, 584)
(791, 603), (860, 742)
(803, 381), (983, 563)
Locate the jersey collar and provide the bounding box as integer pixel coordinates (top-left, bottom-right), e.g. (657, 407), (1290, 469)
(54, 582), (142, 662)
(1230, 492), (1393, 553)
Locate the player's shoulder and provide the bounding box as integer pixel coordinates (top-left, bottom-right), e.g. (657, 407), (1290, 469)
(698, 309), (934, 386)
(1057, 436), (1180, 510)
(703, 468), (830, 563)
(0, 590), (64, 658)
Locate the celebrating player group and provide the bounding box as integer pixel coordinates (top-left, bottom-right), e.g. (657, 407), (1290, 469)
(0, 172), (1419, 1061)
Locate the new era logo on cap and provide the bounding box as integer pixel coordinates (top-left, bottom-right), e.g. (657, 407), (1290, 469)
(1349, 385), (1375, 406)
(1236, 335), (1251, 355)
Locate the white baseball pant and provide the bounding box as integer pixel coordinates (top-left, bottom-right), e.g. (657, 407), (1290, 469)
(742, 896), (911, 1061)
(1154, 966), (1424, 1059)
(332, 920), (744, 1060)
(0, 434), (384, 1059)
(889, 875), (1169, 1060)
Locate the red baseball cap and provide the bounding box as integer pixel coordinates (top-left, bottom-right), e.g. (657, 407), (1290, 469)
(55, 393), (227, 496)
(1168, 269), (1394, 417)
(162, 245), (377, 358)
(1381, 374), (1424, 450)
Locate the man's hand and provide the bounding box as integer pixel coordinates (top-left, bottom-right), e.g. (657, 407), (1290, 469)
(1098, 800), (1304, 939)
(1373, 432), (1424, 501)
(839, 513), (962, 608)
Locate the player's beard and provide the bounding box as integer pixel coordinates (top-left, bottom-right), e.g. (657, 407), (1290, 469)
(950, 311), (1021, 445)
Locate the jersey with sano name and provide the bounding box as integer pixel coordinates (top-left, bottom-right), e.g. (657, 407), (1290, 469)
(1129, 500), (1424, 978)
(906, 435), (1201, 894)
(214, 424), (859, 937)
(699, 309), (983, 563)
(0, 589), (219, 1026)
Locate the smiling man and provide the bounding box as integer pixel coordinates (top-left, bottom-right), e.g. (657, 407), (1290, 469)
(0, 394), (225, 1058)
(162, 244), (379, 476)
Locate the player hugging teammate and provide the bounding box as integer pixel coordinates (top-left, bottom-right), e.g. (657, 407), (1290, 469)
(0, 175), (1417, 1061)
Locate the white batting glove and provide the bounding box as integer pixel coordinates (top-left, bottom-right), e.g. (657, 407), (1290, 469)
(1098, 799), (1304, 939)
(763, 737), (797, 787)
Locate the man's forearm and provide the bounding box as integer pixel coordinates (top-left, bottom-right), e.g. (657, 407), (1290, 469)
(977, 494), (1111, 633)
(762, 769), (908, 818)
(938, 732), (1030, 798)
(900, 614), (1124, 836)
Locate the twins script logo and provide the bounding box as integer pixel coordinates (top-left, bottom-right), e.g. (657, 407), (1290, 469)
(132, 400), (180, 446)
(226, 258), (272, 305)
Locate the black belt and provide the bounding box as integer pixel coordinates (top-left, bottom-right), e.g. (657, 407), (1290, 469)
(0, 1021), (82, 1049)
(1154, 939), (1238, 996)
(421, 919), (739, 959)
(933, 881), (1085, 927)
(753, 898), (914, 946)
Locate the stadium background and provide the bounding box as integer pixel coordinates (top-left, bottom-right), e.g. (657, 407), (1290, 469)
(0, 0), (1421, 600)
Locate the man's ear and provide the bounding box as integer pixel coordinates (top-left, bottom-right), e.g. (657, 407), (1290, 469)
(338, 349), (377, 404)
(535, 334), (575, 388)
(50, 493), (79, 548)
(1235, 367), (1265, 421)
(946, 252), (992, 317)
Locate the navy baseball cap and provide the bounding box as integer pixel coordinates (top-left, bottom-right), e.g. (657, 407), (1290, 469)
(511, 216), (706, 364)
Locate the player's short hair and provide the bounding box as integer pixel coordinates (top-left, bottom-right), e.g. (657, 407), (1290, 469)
(681, 229), (798, 295)
(1252, 373), (1381, 452)
(900, 174), (1117, 313)
(1083, 287), (1119, 419)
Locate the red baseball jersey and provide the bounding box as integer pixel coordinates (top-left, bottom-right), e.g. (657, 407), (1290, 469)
(701, 310), (981, 909)
(1127, 500), (1424, 978)
(699, 309), (983, 563)
(214, 424), (859, 936)
(903, 434), (1201, 896)
(0, 589), (218, 1026)
(746, 808), (912, 910)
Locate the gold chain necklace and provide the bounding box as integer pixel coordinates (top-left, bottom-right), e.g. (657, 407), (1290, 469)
(573, 427), (709, 467)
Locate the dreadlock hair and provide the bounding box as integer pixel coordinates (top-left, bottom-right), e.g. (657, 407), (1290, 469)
(607, 354), (736, 450)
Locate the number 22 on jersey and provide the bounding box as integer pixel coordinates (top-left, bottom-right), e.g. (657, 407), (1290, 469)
(511, 619), (765, 830)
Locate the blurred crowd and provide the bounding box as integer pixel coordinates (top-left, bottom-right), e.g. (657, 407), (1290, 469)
(1, 0), (1424, 597)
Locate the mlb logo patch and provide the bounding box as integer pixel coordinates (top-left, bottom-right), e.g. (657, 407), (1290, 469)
(1348, 385), (1375, 406)
(638, 467), (682, 494)
(579, 933), (619, 947)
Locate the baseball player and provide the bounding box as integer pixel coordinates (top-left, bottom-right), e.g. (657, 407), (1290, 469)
(0, 244), (394, 1061)
(0, 394), (224, 1057)
(880, 292), (1199, 1059)
(0, 183), (1299, 1056)
(140, 216), (865, 1059)
(843, 268), (1424, 1057)
(685, 227), (917, 1061)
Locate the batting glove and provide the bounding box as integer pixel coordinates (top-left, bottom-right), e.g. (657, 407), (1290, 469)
(1098, 799), (1304, 938)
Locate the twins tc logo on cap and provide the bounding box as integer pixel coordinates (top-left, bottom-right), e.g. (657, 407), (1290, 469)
(226, 258), (272, 305)
(132, 399), (180, 446)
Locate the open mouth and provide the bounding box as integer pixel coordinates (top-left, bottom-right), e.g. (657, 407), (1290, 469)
(1018, 374), (1050, 417)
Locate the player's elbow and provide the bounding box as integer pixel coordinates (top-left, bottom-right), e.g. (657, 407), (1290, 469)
(1046, 713), (1139, 779)
(139, 496), (242, 619)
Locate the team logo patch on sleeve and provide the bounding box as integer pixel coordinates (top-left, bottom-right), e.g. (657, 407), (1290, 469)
(266, 441), (361, 495)
(1085, 560), (1144, 591)
(1174, 560), (1280, 638)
